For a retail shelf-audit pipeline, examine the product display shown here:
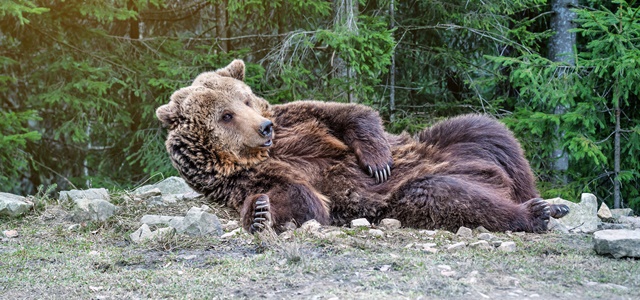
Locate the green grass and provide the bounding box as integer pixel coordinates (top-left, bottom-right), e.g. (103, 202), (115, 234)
(1, 192), (639, 299)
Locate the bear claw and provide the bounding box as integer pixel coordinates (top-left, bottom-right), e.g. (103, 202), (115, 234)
(550, 204), (570, 218)
(367, 163), (392, 183)
(250, 197), (272, 233)
(524, 198), (551, 233)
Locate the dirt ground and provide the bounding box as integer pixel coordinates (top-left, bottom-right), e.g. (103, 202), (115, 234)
(1, 194), (639, 300)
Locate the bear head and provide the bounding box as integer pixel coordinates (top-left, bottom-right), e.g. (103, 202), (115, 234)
(156, 60), (274, 186)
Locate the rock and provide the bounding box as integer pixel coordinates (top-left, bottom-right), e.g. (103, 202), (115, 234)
(130, 224), (175, 243)
(130, 224), (153, 243)
(0, 192), (33, 217)
(498, 241), (516, 252)
(547, 218), (569, 234)
(469, 240), (492, 250)
(456, 226), (473, 238)
(546, 193), (599, 233)
(135, 188), (161, 200)
(140, 215), (184, 228)
(594, 229), (640, 258)
(598, 223), (631, 230)
(618, 216), (640, 229)
(73, 198), (117, 222)
(68, 224), (81, 231)
(419, 230), (438, 236)
(2, 230), (18, 238)
(477, 232), (496, 241)
(175, 207), (222, 236)
(369, 229), (384, 237)
(379, 218), (401, 230)
(491, 240), (503, 247)
(59, 188), (110, 203)
(350, 218), (371, 228)
(282, 222), (297, 231)
(474, 226), (490, 233)
(322, 231), (344, 238)
(221, 228), (242, 239)
(437, 264), (452, 271)
(223, 220), (240, 231)
(300, 219), (322, 232)
(446, 242), (466, 251)
(134, 176), (195, 196)
(610, 208), (633, 219)
(597, 202), (612, 220)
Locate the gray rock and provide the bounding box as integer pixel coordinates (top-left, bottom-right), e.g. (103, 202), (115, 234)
(456, 226), (473, 238)
(130, 224), (153, 243)
(300, 219), (322, 232)
(548, 217), (569, 233)
(73, 199), (116, 222)
(420, 230), (438, 236)
(474, 226), (490, 233)
(135, 188), (161, 200)
(593, 229), (640, 258)
(59, 188), (109, 202)
(369, 229), (384, 237)
(469, 240), (492, 250)
(0, 192), (33, 217)
(130, 224), (175, 243)
(350, 218), (371, 228)
(223, 220), (240, 231)
(598, 223), (631, 230)
(618, 216), (640, 229)
(546, 193), (599, 233)
(610, 208), (633, 219)
(597, 202), (613, 220)
(175, 207), (222, 236)
(221, 228), (243, 239)
(498, 241), (517, 252)
(379, 218), (401, 230)
(477, 232), (496, 241)
(491, 240), (504, 247)
(140, 215), (184, 228)
(134, 176), (195, 196)
(446, 242), (466, 251)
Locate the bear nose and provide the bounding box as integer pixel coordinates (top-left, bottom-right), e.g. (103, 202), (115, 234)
(259, 120), (273, 137)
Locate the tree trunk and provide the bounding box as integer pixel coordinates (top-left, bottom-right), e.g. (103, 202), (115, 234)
(614, 89), (621, 208)
(333, 0), (358, 103)
(216, 0), (229, 52)
(389, 0), (396, 123)
(128, 0), (139, 39)
(548, 0), (577, 184)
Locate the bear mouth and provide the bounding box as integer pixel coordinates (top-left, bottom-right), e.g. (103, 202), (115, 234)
(261, 140), (273, 148)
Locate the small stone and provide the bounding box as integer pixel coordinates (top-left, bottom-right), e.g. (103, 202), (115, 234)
(282, 222), (297, 231)
(68, 224), (81, 231)
(73, 199), (117, 222)
(350, 218), (371, 228)
(223, 220), (239, 231)
(369, 229), (384, 237)
(135, 188), (162, 200)
(498, 241), (517, 252)
(477, 233), (496, 241)
(456, 226), (473, 238)
(419, 230), (437, 236)
(59, 188), (110, 202)
(598, 202), (613, 220)
(130, 224), (153, 243)
(221, 228), (242, 239)
(475, 226), (490, 233)
(491, 240), (503, 247)
(0, 192), (34, 217)
(610, 208), (633, 219)
(379, 265), (391, 272)
(2, 230), (18, 238)
(199, 205), (211, 212)
(300, 219), (322, 232)
(424, 247), (438, 254)
(176, 207), (223, 236)
(594, 229), (640, 258)
(437, 264), (452, 271)
(440, 270), (456, 277)
(469, 240), (492, 250)
(322, 231), (344, 238)
(140, 215), (184, 228)
(447, 242), (466, 251)
(546, 193), (600, 233)
(133, 176), (195, 195)
(530, 294), (540, 298)
(618, 216), (640, 229)
(379, 218), (401, 230)
(548, 218), (569, 234)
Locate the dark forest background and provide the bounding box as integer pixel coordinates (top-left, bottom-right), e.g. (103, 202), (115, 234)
(2, 0), (639, 212)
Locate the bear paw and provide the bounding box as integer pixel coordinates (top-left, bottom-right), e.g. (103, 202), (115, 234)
(249, 195), (272, 233)
(350, 140), (393, 184)
(523, 198), (551, 233)
(549, 204), (570, 218)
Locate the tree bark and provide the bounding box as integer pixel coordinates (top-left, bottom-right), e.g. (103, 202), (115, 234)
(548, 0), (577, 184)
(333, 0), (358, 103)
(389, 0), (396, 122)
(216, 0), (229, 52)
(614, 89), (621, 208)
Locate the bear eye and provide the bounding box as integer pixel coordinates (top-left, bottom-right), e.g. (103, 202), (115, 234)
(221, 113), (233, 122)
(245, 100), (251, 107)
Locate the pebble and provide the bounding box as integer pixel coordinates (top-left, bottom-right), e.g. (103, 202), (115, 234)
(456, 226), (473, 238)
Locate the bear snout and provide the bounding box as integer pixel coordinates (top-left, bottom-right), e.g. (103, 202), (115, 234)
(258, 120), (274, 138)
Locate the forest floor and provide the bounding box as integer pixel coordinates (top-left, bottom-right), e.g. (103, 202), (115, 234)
(1, 194), (639, 300)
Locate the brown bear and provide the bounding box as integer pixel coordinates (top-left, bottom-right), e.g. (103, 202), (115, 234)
(156, 59), (569, 234)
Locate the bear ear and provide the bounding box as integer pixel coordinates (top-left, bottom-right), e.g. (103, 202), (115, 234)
(156, 103), (179, 128)
(156, 87), (197, 127)
(215, 59), (245, 81)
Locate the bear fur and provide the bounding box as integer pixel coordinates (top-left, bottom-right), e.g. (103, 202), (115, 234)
(156, 59), (569, 233)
